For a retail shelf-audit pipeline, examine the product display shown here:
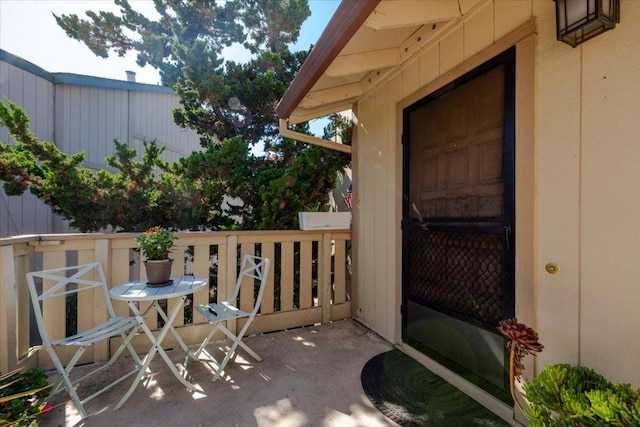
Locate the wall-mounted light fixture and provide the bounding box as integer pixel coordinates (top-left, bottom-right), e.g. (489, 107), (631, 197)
(555, 0), (620, 47)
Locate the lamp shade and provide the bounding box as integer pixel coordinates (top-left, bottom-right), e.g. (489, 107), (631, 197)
(555, 0), (620, 47)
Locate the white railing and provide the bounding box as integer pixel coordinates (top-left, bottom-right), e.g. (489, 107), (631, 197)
(0, 230), (352, 372)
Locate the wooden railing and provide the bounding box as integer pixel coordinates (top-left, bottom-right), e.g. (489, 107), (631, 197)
(0, 230), (352, 372)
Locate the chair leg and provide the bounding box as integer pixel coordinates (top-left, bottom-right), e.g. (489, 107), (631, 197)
(212, 324), (261, 381)
(219, 324), (262, 361)
(48, 346), (90, 419)
(235, 338), (262, 361)
(194, 323), (221, 358)
(47, 327), (142, 419)
(112, 326), (143, 369)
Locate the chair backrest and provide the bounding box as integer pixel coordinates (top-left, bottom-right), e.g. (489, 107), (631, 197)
(26, 263), (115, 345)
(230, 255), (271, 316)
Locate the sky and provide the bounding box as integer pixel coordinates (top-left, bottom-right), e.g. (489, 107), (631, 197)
(0, 0), (340, 85)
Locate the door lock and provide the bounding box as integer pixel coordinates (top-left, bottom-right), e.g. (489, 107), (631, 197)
(545, 263), (559, 274)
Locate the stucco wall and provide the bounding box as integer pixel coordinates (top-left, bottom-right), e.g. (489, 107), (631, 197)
(354, 0), (640, 389)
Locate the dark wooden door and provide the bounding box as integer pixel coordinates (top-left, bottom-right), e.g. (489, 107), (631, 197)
(402, 48), (515, 402)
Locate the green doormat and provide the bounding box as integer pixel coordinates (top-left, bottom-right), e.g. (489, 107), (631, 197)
(361, 349), (510, 426)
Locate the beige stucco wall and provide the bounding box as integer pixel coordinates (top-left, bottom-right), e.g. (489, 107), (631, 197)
(354, 0), (640, 391)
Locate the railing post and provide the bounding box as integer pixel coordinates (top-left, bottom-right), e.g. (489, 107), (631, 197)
(192, 244), (211, 323)
(225, 234), (238, 334)
(0, 245), (17, 372)
(0, 242), (33, 372)
(319, 232), (333, 323)
(14, 245), (33, 367)
(93, 238), (111, 361)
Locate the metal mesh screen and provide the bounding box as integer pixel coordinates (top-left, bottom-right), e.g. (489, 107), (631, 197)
(406, 228), (504, 325)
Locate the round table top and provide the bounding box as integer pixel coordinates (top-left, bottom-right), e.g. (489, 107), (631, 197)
(110, 276), (208, 301)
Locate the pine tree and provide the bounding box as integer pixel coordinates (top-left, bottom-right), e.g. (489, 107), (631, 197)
(0, 1), (351, 232)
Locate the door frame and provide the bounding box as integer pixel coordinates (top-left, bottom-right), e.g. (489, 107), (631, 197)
(400, 47), (516, 401)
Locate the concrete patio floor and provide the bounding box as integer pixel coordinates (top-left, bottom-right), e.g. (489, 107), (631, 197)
(39, 319), (397, 427)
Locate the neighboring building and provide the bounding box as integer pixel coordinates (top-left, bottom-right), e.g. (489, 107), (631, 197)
(278, 0), (640, 424)
(0, 49), (201, 237)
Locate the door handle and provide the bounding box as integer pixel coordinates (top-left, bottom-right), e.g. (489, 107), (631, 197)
(504, 224), (512, 251)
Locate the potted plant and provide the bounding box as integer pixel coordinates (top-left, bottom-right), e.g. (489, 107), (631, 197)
(135, 226), (177, 286)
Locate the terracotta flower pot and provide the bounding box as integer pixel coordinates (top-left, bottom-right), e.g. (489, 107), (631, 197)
(144, 259), (173, 286)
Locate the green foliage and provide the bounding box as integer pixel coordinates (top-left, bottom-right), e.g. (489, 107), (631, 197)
(0, 368), (51, 427)
(523, 364), (640, 426)
(53, 0), (310, 146)
(0, 100), (208, 232)
(53, 0), (245, 85)
(172, 131), (350, 230)
(173, 48), (310, 147)
(52, 0), (349, 229)
(135, 226), (177, 260)
(1, 1), (353, 233)
(0, 100), (350, 232)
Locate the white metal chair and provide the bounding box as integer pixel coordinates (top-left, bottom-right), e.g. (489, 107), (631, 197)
(193, 255), (271, 381)
(27, 262), (142, 418)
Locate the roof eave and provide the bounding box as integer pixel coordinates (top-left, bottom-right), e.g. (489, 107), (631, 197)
(276, 0), (381, 120)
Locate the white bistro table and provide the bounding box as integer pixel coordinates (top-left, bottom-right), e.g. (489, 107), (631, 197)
(110, 275), (207, 409)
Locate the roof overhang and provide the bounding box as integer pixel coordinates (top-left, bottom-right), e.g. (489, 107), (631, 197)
(277, 0), (484, 125)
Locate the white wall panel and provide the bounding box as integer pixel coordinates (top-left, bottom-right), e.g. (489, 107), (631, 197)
(533, 0), (582, 369)
(401, 59), (420, 100)
(87, 87), (99, 164)
(0, 62), (8, 144)
(384, 77), (400, 342)
(115, 90), (129, 145)
(372, 85), (391, 340)
(130, 91), (199, 162)
(494, 0), (531, 40)
(464, 2), (494, 59)
(357, 90), (377, 328)
(96, 88), (107, 164)
(439, 26), (464, 75)
(579, 0), (640, 385)
(418, 45), (439, 89)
